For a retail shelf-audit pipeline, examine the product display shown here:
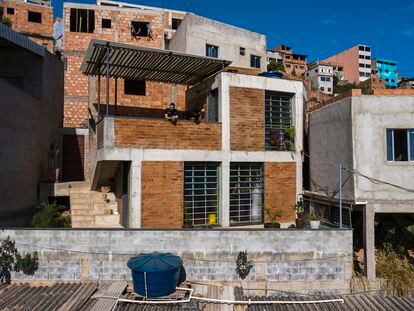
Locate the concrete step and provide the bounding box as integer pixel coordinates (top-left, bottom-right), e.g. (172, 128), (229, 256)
(95, 214), (121, 227)
(71, 215), (95, 222)
(72, 220), (95, 228)
(71, 209), (107, 216)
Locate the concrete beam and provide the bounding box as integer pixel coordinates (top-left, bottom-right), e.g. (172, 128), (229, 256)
(363, 205), (376, 281)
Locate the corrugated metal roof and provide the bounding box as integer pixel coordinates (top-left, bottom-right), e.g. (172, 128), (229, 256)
(81, 39), (231, 85)
(0, 24), (45, 57)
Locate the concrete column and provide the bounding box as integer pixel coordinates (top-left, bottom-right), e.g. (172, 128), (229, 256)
(221, 159), (230, 227)
(363, 204), (376, 281)
(129, 161), (142, 228)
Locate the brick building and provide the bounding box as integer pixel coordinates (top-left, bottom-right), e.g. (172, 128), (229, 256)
(268, 45), (308, 77)
(62, 1), (186, 182)
(83, 40), (305, 229)
(0, 0), (54, 51)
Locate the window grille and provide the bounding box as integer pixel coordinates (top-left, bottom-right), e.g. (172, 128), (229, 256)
(184, 163), (220, 226)
(265, 91), (294, 151)
(230, 163), (263, 225)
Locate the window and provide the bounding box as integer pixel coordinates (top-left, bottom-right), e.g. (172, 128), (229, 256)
(359, 72), (365, 77)
(359, 55), (364, 59)
(206, 44), (219, 58)
(184, 162), (220, 226)
(70, 8), (95, 33)
(320, 76), (326, 82)
(171, 18), (182, 30)
(250, 54), (261, 68)
(230, 163), (263, 225)
(320, 87), (325, 91)
(7, 7), (15, 15)
(366, 73), (371, 78)
(328, 87), (332, 92)
(285, 55), (291, 59)
(240, 47), (245, 56)
(299, 65), (304, 69)
(131, 21), (150, 37)
(265, 91), (293, 151)
(124, 79), (146, 96)
(387, 129), (414, 162)
(326, 77), (331, 82)
(359, 63), (365, 68)
(366, 64), (371, 68)
(207, 88), (219, 122)
(286, 64), (291, 68)
(365, 46), (371, 52)
(359, 46), (365, 51)
(28, 11), (42, 23)
(365, 55), (371, 60)
(102, 18), (111, 29)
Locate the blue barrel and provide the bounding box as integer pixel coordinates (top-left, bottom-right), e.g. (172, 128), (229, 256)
(127, 252), (183, 297)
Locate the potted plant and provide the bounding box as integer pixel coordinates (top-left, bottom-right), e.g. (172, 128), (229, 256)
(182, 205), (193, 229)
(308, 213), (320, 229)
(264, 208), (284, 228)
(283, 127), (295, 152)
(293, 197), (307, 229)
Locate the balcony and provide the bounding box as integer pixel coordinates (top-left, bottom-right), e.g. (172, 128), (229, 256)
(97, 115), (222, 151)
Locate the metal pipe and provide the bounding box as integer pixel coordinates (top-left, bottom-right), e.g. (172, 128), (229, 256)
(106, 42), (110, 116)
(339, 163), (343, 229)
(97, 72), (101, 119)
(114, 78), (118, 115)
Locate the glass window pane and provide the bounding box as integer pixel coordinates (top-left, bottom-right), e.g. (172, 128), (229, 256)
(386, 129), (393, 161)
(394, 129), (408, 161)
(410, 130), (414, 161)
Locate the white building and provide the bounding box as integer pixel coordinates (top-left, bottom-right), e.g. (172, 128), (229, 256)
(169, 13), (267, 72)
(304, 62), (334, 94)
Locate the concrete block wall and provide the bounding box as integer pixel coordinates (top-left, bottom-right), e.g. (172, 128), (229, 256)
(2, 229), (353, 295)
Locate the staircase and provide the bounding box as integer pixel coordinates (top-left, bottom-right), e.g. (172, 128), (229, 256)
(68, 182), (122, 228)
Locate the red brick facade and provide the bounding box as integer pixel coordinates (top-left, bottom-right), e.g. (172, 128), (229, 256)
(141, 161), (183, 228)
(264, 162), (297, 223)
(114, 118), (221, 150)
(230, 86), (265, 151)
(2, 0), (53, 51)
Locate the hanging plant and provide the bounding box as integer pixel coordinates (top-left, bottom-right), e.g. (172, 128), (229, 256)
(235, 250), (253, 280)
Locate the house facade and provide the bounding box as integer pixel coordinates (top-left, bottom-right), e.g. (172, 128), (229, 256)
(0, 24), (63, 225)
(322, 44), (372, 83)
(373, 58), (398, 88)
(169, 13), (267, 73)
(0, 0), (54, 52)
(304, 62), (334, 95)
(308, 89), (414, 280)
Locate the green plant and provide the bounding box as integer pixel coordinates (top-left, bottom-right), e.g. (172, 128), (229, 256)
(31, 201), (71, 228)
(293, 197), (304, 214)
(283, 140), (295, 152)
(0, 237), (39, 283)
(1, 17), (12, 28)
(267, 60), (285, 72)
(284, 127), (295, 140)
(265, 208), (284, 224)
(235, 250), (253, 280)
(308, 213), (319, 221)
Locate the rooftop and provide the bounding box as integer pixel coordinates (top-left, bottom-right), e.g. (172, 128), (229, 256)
(81, 39), (231, 85)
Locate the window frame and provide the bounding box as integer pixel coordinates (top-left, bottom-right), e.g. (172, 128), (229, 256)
(171, 18), (182, 30)
(239, 47), (246, 56)
(102, 18), (111, 29)
(230, 163), (264, 226)
(70, 8), (95, 33)
(386, 128), (414, 162)
(184, 162), (220, 227)
(250, 54), (261, 69)
(7, 7), (15, 15)
(206, 44), (219, 58)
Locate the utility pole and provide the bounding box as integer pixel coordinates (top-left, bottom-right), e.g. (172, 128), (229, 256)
(339, 164), (343, 229)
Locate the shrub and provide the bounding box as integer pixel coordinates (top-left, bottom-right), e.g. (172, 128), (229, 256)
(1, 17), (12, 28)
(235, 250), (253, 280)
(376, 250), (414, 296)
(0, 237), (38, 283)
(31, 201), (71, 228)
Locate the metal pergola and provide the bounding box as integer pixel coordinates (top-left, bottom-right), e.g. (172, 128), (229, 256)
(81, 39), (231, 117)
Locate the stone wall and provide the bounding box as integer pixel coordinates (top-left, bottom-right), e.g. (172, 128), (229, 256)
(141, 161), (183, 228)
(2, 229), (353, 295)
(229, 87), (265, 151)
(114, 118), (222, 150)
(264, 163), (297, 223)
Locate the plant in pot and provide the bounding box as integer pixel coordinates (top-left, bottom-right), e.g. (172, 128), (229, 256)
(283, 127), (296, 152)
(264, 208), (284, 228)
(308, 213), (320, 229)
(293, 197), (307, 229)
(182, 205), (193, 229)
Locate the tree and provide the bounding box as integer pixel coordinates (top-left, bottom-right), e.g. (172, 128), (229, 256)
(267, 60), (285, 72)
(1, 17), (12, 28)
(0, 237), (38, 283)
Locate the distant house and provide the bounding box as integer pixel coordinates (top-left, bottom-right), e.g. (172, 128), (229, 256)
(372, 58), (398, 88)
(0, 24), (63, 225)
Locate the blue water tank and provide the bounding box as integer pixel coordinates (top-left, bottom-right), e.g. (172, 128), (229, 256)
(127, 252), (183, 297)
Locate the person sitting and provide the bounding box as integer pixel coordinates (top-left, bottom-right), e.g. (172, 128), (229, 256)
(164, 103), (178, 125)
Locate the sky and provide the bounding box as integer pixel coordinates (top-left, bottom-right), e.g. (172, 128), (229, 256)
(52, 0), (414, 76)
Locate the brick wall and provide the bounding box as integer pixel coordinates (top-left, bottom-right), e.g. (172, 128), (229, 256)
(114, 118), (222, 150)
(264, 162), (296, 223)
(141, 161), (183, 228)
(63, 101), (89, 128)
(230, 87), (265, 151)
(2, 0), (53, 51)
